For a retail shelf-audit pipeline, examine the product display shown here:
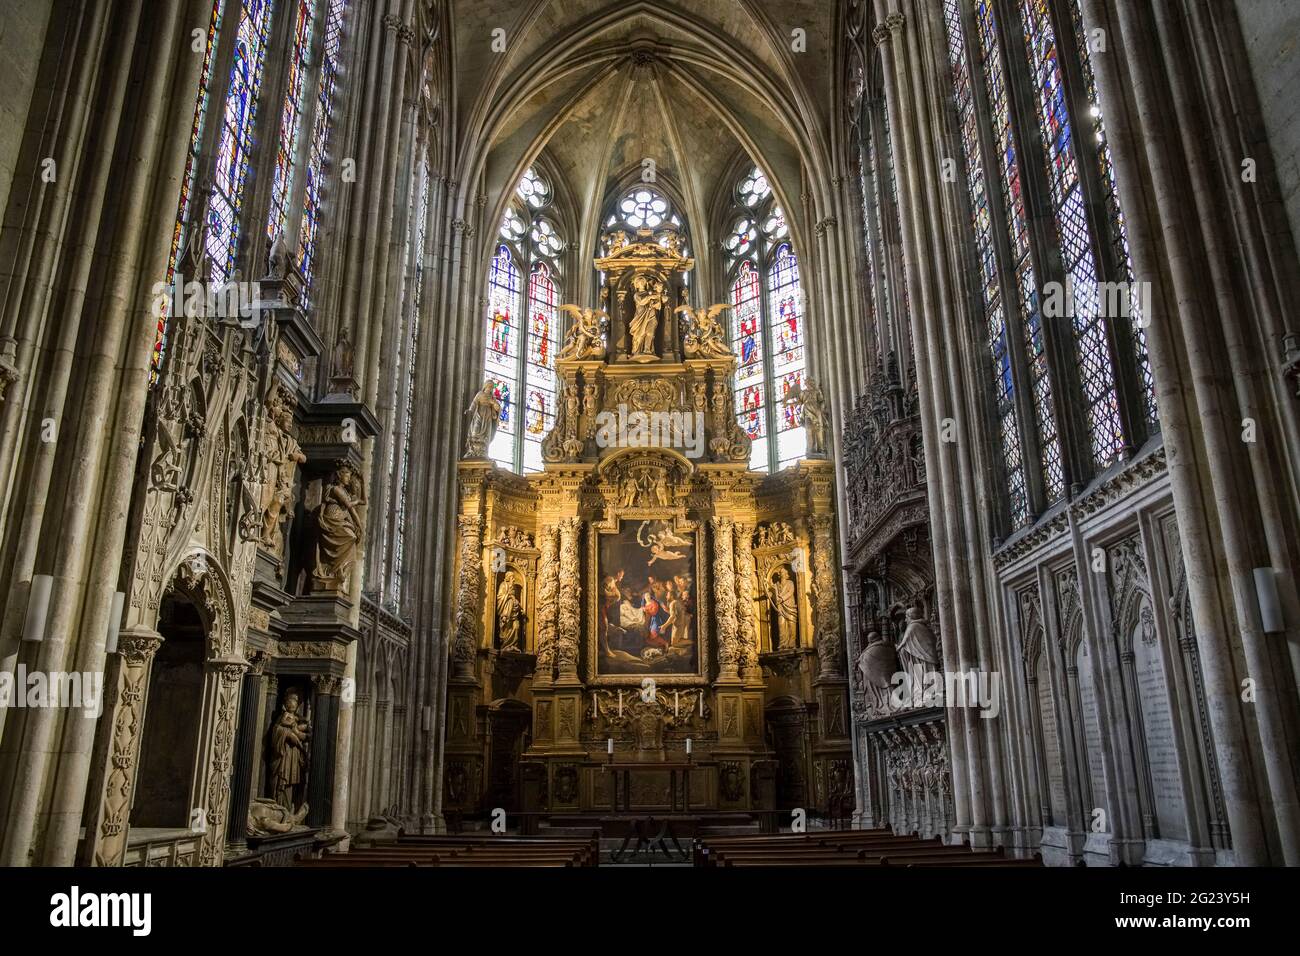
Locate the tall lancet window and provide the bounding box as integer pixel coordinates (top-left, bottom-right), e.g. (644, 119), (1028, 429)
(940, 0), (1156, 532)
(299, 0), (349, 304)
(207, 0), (277, 284)
(724, 166), (807, 473)
(481, 166), (566, 473)
(265, 0), (315, 241)
(153, 0), (225, 381)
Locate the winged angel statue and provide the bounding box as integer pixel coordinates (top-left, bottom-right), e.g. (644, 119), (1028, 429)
(558, 304), (608, 360)
(675, 303), (733, 358)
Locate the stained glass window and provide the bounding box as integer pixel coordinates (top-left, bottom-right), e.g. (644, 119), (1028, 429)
(619, 189), (669, 229)
(943, 0), (1029, 524)
(973, 0), (1065, 503)
(523, 262), (558, 473)
(725, 166), (810, 473)
(484, 245), (522, 469)
(298, 0), (348, 303)
(731, 260), (767, 471)
(1067, 0), (1157, 426)
(153, 0), (224, 380)
(768, 243), (807, 469)
(481, 166), (565, 472)
(207, 0), (276, 285)
(1020, 0), (1124, 469)
(266, 0), (315, 242)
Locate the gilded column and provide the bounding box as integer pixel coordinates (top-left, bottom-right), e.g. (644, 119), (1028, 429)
(712, 517), (740, 681)
(555, 517), (582, 683)
(811, 514), (845, 678)
(451, 514), (483, 679)
(534, 524), (559, 686)
(733, 521), (760, 680)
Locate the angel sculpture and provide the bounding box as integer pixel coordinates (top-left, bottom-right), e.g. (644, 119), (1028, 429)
(676, 303), (733, 358)
(637, 520), (690, 565)
(558, 304), (608, 360)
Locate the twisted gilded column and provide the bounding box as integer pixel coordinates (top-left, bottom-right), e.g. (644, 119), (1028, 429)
(555, 517), (582, 682)
(534, 525), (559, 685)
(451, 515), (483, 679)
(810, 514), (844, 678)
(733, 521), (760, 679)
(712, 517), (740, 681)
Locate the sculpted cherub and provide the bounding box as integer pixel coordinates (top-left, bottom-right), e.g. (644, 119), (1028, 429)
(558, 304), (609, 360)
(676, 303), (733, 358)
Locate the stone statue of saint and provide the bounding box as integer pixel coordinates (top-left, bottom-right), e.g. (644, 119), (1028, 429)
(496, 577), (524, 652)
(312, 460), (365, 591)
(803, 380), (829, 456)
(897, 604), (939, 696)
(266, 230), (291, 280)
(857, 630), (900, 717)
(259, 390), (305, 553)
(331, 326), (355, 386)
(629, 274), (665, 358)
(464, 380), (502, 459)
(787, 380), (829, 456)
(269, 690), (310, 811)
(767, 566), (798, 649)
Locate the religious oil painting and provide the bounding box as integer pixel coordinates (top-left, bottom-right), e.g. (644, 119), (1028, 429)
(597, 520), (698, 676)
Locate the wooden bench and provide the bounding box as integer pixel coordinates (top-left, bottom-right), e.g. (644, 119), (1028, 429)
(294, 833), (599, 867)
(696, 829), (1042, 868)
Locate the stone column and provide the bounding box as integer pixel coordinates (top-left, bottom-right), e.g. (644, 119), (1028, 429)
(712, 517), (740, 683)
(194, 660), (247, 867)
(1079, 0), (1300, 864)
(225, 654), (266, 852)
(76, 631), (163, 866)
(451, 514), (483, 680)
(307, 675), (342, 830)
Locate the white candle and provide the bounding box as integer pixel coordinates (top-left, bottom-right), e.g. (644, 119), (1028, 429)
(674, 690), (679, 716)
(686, 737), (692, 755)
(593, 694), (599, 718)
(699, 693), (704, 716)
(618, 690), (623, 716)
(607, 737), (613, 754)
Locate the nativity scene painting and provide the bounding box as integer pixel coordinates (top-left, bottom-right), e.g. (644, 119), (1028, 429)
(596, 520), (698, 676)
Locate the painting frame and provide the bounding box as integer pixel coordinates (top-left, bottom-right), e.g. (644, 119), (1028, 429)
(586, 515), (710, 687)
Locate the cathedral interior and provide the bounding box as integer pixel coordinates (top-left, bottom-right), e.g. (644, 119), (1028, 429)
(1, 0), (1300, 887)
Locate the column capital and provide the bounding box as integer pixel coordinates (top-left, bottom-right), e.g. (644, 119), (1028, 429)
(116, 632), (164, 665)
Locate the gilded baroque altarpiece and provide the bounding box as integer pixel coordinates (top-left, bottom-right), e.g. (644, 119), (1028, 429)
(447, 231), (851, 816)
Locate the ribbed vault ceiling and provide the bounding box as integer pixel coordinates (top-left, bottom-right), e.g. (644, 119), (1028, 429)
(448, 0), (837, 272)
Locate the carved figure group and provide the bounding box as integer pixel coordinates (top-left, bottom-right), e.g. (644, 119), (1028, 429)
(676, 303), (733, 358)
(558, 305), (609, 360)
